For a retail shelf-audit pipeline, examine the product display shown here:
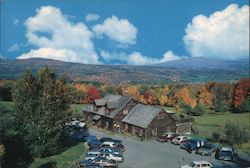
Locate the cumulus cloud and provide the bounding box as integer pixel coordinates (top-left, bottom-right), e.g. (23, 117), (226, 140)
(92, 16), (138, 47)
(17, 6), (100, 64)
(18, 48), (83, 62)
(183, 4), (249, 60)
(8, 43), (20, 52)
(85, 13), (100, 22)
(100, 50), (181, 65)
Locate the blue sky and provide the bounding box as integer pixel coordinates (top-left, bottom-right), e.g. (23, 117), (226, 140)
(1, 0), (249, 65)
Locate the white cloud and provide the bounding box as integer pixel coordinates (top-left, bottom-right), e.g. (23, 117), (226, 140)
(100, 50), (181, 65)
(8, 43), (20, 52)
(13, 19), (19, 25)
(183, 4), (249, 60)
(161, 50), (182, 62)
(18, 48), (82, 62)
(85, 14), (100, 22)
(92, 16), (138, 47)
(18, 6), (100, 64)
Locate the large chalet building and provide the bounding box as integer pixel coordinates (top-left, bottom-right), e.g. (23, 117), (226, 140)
(83, 95), (193, 140)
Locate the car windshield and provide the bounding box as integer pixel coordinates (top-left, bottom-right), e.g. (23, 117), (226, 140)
(203, 144), (213, 149)
(220, 150), (233, 156)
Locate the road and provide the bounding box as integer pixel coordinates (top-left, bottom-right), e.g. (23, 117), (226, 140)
(88, 128), (250, 168)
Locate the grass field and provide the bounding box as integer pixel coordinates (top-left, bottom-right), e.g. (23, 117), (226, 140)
(29, 143), (85, 168)
(193, 112), (250, 138)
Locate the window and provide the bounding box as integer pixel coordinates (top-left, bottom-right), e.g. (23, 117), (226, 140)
(123, 109), (129, 115)
(158, 113), (164, 119)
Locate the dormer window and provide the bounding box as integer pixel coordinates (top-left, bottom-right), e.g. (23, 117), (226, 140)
(123, 109), (129, 115)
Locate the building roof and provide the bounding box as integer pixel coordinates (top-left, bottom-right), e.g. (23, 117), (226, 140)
(109, 96), (132, 118)
(165, 110), (193, 123)
(94, 99), (107, 106)
(122, 104), (162, 128)
(83, 95), (132, 119)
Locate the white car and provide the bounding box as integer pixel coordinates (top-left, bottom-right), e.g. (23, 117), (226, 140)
(88, 148), (121, 155)
(84, 153), (99, 160)
(65, 120), (79, 127)
(98, 152), (124, 163)
(75, 121), (86, 128)
(101, 141), (117, 147)
(181, 160), (213, 168)
(171, 135), (189, 145)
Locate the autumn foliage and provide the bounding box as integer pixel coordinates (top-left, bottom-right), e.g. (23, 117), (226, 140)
(232, 78), (250, 111)
(87, 86), (100, 103)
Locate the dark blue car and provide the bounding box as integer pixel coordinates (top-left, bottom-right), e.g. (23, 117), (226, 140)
(180, 138), (207, 151)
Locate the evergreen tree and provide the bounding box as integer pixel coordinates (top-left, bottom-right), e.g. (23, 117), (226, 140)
(212, 86), (230, 112)
(13, 68), (72, 156)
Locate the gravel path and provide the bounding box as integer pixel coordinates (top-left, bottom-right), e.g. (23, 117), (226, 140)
(88, 128), (249, 168)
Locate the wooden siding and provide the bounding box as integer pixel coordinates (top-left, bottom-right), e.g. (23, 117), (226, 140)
(113, 99), (137, 131)
(147, 111), (177, 137)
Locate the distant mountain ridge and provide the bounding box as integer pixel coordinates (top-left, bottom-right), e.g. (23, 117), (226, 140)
(0, 58), (249, 84)
(154, 57), (249, 70)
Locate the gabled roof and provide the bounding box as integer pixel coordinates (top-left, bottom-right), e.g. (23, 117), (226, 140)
(94, 99), (107, 106)
(83, 95), (133, 119)
(109, 96), (132, 118)
(122, 104), (162, 128)
(94, 95), (121, 107)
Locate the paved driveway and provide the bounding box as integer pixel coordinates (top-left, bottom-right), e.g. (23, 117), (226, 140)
(88, 128), (250, 168)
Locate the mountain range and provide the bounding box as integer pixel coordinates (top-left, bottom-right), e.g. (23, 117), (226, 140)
(0, 57), (249, 84)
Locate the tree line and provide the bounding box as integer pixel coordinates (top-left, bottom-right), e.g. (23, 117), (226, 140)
(1, 77), (249, 115)
(72, 78), (250, 115)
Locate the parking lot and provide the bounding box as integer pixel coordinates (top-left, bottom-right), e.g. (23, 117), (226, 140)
(88, 128), (250, 168)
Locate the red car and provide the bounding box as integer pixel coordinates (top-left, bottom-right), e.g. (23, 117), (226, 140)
(157, 132), (178, 142)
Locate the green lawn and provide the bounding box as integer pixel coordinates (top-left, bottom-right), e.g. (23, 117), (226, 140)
(29, 143), (85, 168)
(193, 112), (250, 138)
(0, 100), (14, 111)
(70, 104), (85, 116)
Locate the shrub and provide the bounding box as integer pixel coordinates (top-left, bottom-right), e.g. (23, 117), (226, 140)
(211, 132), (220, 142)
(224, 122), (249, 146)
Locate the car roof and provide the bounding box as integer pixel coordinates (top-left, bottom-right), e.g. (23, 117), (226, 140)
(102, 141), (115, 145)
(221, 147), (233, 151)
(193, 160), (211, 164)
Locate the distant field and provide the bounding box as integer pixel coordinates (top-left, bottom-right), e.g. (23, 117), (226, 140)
(0, 101), (84, 116)
(29, 143), (85, 168)
(193, 112), (250, 138)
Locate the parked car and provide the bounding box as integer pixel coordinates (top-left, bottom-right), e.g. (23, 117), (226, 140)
(100, 142), (125, 152)
(196, 142), (220, 156)
(181, 160), (213, 168)
(180, 138), (207, 151)
(92, 157), (118, 167)
(85, 135), (97, 142)
(98, 152), (124, 163)
(215, 147), (239, 161)
(88, 139), (102, 146)
(171, 135), (189, 145)
(65, 118), (79, 127)
(88, 148), (122, 155)
(69, 131), (88, 141)
(78, 160), (103, 168)
(99, 137), (122, 144)
(84, 153), (99, 160)
(156, 132), (178, 142)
